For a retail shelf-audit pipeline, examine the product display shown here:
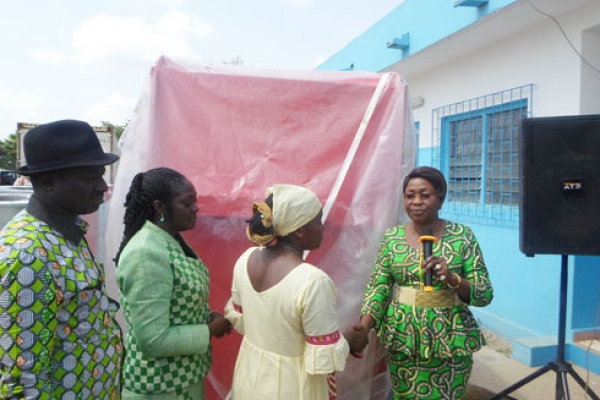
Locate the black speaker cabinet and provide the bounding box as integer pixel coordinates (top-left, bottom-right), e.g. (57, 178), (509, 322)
(520, 114), (600, 256)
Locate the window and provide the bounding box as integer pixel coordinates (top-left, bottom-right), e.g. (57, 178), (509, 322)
(430, 84), (533, 224)
(445, 104), (525, 206)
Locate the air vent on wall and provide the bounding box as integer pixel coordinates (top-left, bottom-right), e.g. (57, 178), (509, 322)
(386, 33), (410, 50)
(454, 0), (488, 7)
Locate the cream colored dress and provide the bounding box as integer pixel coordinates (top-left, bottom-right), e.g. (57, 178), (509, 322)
(225, 247), (350, 400)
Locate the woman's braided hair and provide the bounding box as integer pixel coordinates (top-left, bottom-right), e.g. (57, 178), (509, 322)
(114, 167), (188, 265)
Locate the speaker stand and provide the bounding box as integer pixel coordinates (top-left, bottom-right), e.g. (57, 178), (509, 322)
(490, 255), (600, 400)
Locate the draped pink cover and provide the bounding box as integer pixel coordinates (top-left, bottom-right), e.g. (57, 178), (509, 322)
(104, 56), (416, 400)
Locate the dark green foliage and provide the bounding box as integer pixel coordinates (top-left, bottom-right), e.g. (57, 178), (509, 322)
(0, 133), (18, 170)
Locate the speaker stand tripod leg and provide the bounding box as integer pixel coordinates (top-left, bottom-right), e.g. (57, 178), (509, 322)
(488, 364), (553, 400)
(556, 368), (569, 400)
(565, 363), (600, 400)
(490, 255), (600, 400)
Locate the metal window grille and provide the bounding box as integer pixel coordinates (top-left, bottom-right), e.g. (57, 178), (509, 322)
(430, 84), (534, 224)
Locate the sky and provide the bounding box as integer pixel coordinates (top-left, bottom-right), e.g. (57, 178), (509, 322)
(0, 0), (402, 140)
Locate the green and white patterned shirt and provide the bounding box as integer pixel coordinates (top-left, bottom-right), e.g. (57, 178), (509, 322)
(0, 196), (123, 400)
(116, 221), (212, 399)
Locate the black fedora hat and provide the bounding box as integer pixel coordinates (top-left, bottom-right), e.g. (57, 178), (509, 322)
(17, 119), (119, 176)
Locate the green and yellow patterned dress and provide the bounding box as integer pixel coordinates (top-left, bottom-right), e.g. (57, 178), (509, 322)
(361, 221), (493, 400)
(0, 208), (123, 400)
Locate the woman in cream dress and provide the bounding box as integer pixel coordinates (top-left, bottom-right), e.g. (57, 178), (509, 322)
(225, 184), (369, 400)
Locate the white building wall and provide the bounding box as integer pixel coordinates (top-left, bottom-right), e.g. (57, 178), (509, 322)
(401, 2), (600, 148)
(581, 24), (600, 115)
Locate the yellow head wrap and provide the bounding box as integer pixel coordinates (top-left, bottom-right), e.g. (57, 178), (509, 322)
(246, 184), (322, 246)
(268, 184), (322, 237)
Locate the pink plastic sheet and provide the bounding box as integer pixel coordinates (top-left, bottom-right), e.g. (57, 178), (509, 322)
(104, 56), (416, 400)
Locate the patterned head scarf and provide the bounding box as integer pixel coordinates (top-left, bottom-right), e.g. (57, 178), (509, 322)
(268, 184), (322, 237)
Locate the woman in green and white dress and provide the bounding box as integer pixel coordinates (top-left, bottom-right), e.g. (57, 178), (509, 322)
(115, 167), (231, 400)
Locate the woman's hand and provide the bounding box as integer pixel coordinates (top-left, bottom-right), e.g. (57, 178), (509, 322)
(423, 255), (460, 287)
(423, 256), (470, 303)
(344, 324), (370, 358)
(208, 311), (232, 338)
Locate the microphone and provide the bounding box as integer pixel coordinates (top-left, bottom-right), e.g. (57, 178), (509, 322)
(419, 227), (437, 292)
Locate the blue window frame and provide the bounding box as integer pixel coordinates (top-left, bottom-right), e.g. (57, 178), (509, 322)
(430, 85), (534, 224)
(441, 100), (526, 207)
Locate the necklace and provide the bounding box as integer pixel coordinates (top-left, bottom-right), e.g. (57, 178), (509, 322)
(412, 220), (441, 237)
(279, 244), (304, 257)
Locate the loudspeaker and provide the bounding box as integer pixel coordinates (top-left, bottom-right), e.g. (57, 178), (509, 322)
(520, 114), (600, 256)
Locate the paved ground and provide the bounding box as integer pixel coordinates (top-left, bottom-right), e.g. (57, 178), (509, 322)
(467, 331), (600, 399)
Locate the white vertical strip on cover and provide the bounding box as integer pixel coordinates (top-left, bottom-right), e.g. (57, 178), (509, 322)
(321, 73), (391, 223)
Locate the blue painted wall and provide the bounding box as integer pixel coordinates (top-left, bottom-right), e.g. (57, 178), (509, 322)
(572, 256), (600, 331)
(317, 0), (518, 72)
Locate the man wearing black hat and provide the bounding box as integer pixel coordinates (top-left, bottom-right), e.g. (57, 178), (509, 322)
(0, 120), (123, 399)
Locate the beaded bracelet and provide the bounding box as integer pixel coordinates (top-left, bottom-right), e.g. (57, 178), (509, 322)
(447, 274), (462, 289)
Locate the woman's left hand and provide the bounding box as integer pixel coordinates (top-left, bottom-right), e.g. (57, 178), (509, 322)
(423, 256), (460, 287)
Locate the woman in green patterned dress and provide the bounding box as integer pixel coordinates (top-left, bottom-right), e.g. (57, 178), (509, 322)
(359, 166), (493, 400)
(115, 168), (232, 400)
